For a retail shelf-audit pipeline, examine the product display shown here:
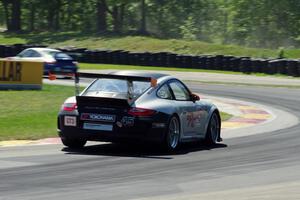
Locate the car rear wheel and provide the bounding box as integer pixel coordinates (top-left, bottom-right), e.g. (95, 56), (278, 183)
(165, 116), (180, 150)
(61, 137), (87, 149)
(205, 112), (220, 145)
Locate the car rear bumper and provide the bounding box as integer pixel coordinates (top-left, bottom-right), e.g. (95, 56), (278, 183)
(44, 65), (78, 76)
(58, 115), (168, 143)
(44, 70), (76, 76)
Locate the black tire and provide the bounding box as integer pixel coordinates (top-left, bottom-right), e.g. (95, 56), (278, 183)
(61, 137), (87, 148)
(164, 115), (181, 151)
(205, 112), (220, 145)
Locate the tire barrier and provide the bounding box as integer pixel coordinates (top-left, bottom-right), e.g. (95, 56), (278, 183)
(0, 44), (47, 58)
(0, 44), (300, 77)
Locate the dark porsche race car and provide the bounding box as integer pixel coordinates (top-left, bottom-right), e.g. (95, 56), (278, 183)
(57, 71), (221, 150)
(8, 48), (78, 77)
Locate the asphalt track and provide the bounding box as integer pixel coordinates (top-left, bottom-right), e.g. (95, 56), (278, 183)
(1, 82), (300, 200)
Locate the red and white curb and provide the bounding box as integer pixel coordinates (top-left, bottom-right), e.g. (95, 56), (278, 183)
(205, 95), (298, 139)
(0, 138), (61, 147)
(201, 95), (273, 130)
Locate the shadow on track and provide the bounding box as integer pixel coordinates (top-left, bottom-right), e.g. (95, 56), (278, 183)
(62, 142), (227, 159)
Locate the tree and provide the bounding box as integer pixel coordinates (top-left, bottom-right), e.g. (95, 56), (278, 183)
(46, 0), (62, 31)
(1, 0), (22, 31)
(28, 0), (36, 31)
(1, 0), (300, 48)
(0, 3), (4, 26)
(111, 3), (125, 33)
(139, 0), (147, 34)
(180, 16), (197, 40)
(96, 0), (108, 32)
(228, 0), (300, 48)
(106, 0), (138, 33)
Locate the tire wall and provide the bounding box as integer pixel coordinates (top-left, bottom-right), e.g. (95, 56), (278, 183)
(1, 44), (299, 77)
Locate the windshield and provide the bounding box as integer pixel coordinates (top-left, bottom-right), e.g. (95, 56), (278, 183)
(83, 78), (151, 99)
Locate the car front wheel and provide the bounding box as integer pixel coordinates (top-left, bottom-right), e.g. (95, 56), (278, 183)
(205, 112), (220, 145)
(165, 116), (180, 150)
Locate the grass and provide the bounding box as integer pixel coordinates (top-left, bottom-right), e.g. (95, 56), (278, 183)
(1, 31), (300, 58)
(79, 63), (245, 74)
(79, 63), (298, 79)
(0, 84), (231, 141)
(0, 85), (75, 141)
(0, 33), (25, 44)
(220, 112), (232, 122)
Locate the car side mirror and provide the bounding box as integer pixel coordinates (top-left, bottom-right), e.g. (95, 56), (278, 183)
(191, 93), (200, 102)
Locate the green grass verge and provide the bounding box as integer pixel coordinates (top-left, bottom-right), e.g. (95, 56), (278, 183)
(1, 32), (300, 58)
(0, 33), (26, 45)
(79, 63), (244, 74)
(0, 85), (75, 141)
(220, 112), (232, 122)
(0, 84), (230, 141)
(79, 63), (298, 79)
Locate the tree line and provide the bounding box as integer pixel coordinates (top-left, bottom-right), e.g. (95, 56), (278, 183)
(1, 0), (300, 48)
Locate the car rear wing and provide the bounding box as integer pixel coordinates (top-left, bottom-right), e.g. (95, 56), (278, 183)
(49, 72), (158, 97)
(75, 72), (154, 82)
(75, 72), (157, 100)
(74, 72), (158, 97)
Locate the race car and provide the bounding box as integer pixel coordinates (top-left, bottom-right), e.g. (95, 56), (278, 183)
(57, 71), (221, 150)
(7, 48), (78, 77)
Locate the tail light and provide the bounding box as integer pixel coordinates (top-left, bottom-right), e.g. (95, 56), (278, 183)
(128, 107), (156, 117)
(62, 103), (77, 112)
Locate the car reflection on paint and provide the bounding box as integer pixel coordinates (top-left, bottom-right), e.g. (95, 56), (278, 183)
(57, 71), (222, 150)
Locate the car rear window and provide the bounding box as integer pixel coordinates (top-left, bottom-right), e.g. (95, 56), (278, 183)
(54, 52), (73, 60)
(83, 78), (151, 99)
(43, 50), (72, 59)
(43, 50), (60, 56)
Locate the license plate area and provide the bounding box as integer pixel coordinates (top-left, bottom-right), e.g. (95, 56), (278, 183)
(83, 123), (113, 131)
(64, 116), (77, 127)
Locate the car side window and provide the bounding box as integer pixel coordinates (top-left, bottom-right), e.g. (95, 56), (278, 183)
(18, 50), (32, 57)
(169, 81), (191, 101)
(157, 84), (172, 100)
(30, 50), (42, 57)
(18, 50), (42, 58)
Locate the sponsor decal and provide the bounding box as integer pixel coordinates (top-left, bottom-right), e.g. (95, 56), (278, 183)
(64, 116), (77, 126)
(152, 123), (166, 128)
(186, 110), (205, 127)
(121, 116), (135, 127)
(116, 121), (123, 128)
(80, 113), (116, 122)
